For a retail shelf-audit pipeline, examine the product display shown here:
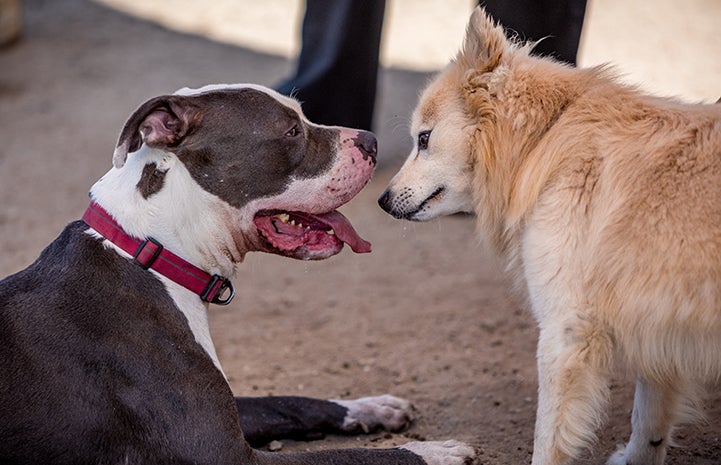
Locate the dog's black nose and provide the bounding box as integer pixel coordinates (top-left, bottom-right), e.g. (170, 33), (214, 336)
(378, 189), (391, 213)
(355, 130), (377, 163)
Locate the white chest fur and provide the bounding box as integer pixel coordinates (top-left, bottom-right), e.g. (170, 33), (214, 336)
(159, 276), (226, 377)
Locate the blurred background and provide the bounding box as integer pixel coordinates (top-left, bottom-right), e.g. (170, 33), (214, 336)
(91, 0), (720, 101)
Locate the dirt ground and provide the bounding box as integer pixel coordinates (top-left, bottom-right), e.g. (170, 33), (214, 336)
(1, 1), (720, 463)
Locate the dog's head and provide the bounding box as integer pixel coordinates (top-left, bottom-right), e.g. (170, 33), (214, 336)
(378, 7), (531, 222)
(92, 84), (376, 270)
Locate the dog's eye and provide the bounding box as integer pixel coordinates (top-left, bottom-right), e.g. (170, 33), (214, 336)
(285, 125), (300, 138)
(418, 130), (431, 151)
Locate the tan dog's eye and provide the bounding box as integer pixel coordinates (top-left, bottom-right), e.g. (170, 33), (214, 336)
(418, 130), (431, 150)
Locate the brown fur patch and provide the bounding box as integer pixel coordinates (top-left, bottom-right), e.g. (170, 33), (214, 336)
(136, 162), (166, 198)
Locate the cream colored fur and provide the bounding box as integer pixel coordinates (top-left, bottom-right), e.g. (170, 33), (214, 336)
(383, 7), (721, 465)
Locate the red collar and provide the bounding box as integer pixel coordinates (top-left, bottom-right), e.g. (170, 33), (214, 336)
(81, 202), (234, 305)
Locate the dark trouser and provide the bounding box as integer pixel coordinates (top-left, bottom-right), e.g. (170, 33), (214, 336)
(276, 0), (386, 130)
(482, 0), (587, 65)
(276, 0), (586, 130)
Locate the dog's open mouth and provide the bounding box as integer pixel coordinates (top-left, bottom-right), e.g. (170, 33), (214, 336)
(253, 210), (371, 258)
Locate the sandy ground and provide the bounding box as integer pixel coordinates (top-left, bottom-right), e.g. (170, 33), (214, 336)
(1, 0), (720, 463)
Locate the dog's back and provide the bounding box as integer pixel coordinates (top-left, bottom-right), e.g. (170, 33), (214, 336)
(510, 73), (721, 379)
(0, 221), (243, 463)
(572, 88), (721, 379)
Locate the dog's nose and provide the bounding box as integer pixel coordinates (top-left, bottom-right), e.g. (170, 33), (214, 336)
(355, 130), (377, 163)
(378, 189), (392, 213)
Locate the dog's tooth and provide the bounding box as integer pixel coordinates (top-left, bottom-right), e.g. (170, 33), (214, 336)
(297, 223), (304, 228)
(290, 220), (296, 226)
(326, 230), (335, 235)
(275, 213), (290, 223)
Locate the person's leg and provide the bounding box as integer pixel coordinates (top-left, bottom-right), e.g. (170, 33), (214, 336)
(277, 0), (386, 130)
(481, 0), (587, 65)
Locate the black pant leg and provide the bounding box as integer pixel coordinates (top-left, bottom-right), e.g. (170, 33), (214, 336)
(481, 0), (587, 65)
(276, 0), (386, 130)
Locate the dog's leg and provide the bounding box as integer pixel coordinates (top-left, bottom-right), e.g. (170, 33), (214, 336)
(235, 395), (414, 446)
(606, 379), (680, 465)
(251, 440), (475, 465)
(531, 320), (613, 465)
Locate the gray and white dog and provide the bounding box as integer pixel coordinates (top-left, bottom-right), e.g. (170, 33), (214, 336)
(0, 84), (475, 465)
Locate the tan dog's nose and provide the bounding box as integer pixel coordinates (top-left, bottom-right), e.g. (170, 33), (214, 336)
(377, 189), (392, 214)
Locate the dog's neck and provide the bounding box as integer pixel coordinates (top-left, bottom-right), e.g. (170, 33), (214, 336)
(479, 62), (592, 237)
(89, 146), (246, 278)
(87, 146), (238, 376)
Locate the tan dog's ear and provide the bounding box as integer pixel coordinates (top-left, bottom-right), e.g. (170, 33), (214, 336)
(113, 96), (203, 168)
(456, 6), (509, 74)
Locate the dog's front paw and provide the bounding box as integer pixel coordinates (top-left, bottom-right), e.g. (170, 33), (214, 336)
(332, 394), (415, 433)
(606, 444), (629, 465)
(399, 440), (476, 465)
(606, 442), (666, 465)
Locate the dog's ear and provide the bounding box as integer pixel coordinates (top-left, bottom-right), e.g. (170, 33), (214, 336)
(456, 6), (509, 75)
(113, 96), (202, 168)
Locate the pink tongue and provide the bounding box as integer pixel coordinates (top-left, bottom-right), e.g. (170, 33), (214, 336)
(311, 211), (371, 253)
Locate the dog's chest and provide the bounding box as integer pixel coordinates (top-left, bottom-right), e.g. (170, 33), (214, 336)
(158, 277), (225, 374)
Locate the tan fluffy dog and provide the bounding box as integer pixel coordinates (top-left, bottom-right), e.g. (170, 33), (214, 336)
(379, 7), (721, 465)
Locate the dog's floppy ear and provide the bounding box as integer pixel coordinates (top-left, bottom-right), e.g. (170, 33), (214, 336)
(456, 6), (509, 75)
(113, 95), (202, 168)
